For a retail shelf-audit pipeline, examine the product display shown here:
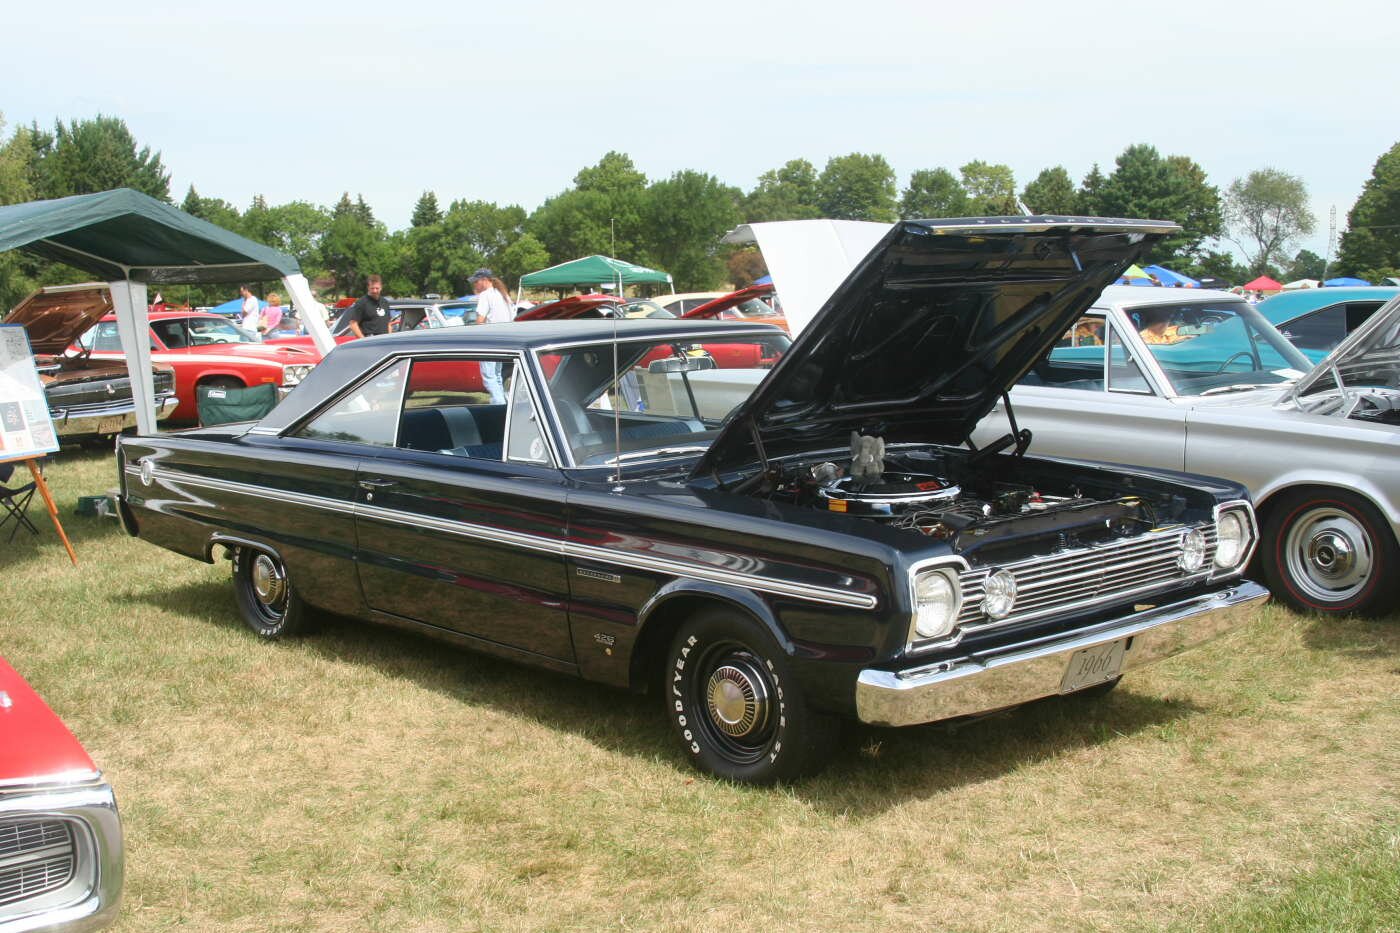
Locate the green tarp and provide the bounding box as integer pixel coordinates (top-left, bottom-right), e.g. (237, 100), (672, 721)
(519, 254), (672, 289)
(0, 188), (300, 284)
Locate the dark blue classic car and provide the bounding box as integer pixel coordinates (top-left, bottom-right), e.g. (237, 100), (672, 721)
(115, 218), (1268, 782)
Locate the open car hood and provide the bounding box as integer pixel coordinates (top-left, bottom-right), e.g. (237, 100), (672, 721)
(1288, 291), (1400, 401)
(681, 283), (776, 319)
(5, 283), (113, 354)
(691, 217), (1176, 479)
(516, 295), (624, 321)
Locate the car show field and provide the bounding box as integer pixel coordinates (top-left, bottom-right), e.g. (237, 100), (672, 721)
(2, 449), (1397, 931)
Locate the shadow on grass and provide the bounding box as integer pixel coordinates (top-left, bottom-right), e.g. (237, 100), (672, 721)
(122, 578), (1203, 813)
(1299, 612), (1400, 660)
(0, 512), (130, 572)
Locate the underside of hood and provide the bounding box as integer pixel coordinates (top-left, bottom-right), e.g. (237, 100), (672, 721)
(4, 283), (112, 354)
(692, 217), (1176, 479)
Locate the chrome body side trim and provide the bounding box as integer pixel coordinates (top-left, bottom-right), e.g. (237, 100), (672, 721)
(856, 580), (1268, 726)
(136, 464), (877, 610)
(0, 782), (123, 933)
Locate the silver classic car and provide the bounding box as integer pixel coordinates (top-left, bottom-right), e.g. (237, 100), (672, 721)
(974, 284), (1400, 615)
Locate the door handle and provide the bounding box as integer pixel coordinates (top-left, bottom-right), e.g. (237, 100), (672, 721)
(358, 478), (396, 491)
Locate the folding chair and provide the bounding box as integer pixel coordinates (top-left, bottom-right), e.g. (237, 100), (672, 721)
(0, 461), (40, 542)
(197, 382), (279, 427)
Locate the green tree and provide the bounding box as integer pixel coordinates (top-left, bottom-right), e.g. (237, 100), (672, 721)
(242, 198), (331, 274)
(495, 233), (551, 289)
(726, 247), (767, 287)
(181, 185), (242, 231)
(31, 114), (170, 201)
(744, 158), (821, 222)
(817, 153), (897, 221)
(1077, 163), (1107, 215)
(959, 161), (1018, 214)
(320, 192), (390, 295)
(1337, 141), (1400, 282)
(1187, 249), (1248, 285)
(1095, 145), (1222, 262)
(899, 168), (966, 219)
(641, 170), (742, 290)
(528, 152), (649, 264)
(410, 191), (442, 228)
(1286, 248), (1326, 282)
(1224, 169), (1315, 277)
(0, 117), (39, 309)
(1021, 166), (1078, 214)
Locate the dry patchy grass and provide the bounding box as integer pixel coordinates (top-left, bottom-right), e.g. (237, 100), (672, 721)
(2, 449), (1398, 932)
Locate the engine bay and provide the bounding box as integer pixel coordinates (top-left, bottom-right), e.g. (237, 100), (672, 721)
(752, 433), (1184, 565)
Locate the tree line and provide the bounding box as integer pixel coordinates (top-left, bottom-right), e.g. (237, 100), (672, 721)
(2, 112), (1398, 311)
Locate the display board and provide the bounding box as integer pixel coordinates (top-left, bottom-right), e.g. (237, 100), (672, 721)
(0, 324), (60, 459)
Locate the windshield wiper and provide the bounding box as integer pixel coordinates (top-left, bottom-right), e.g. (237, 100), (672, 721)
(603, 446), (711, 465)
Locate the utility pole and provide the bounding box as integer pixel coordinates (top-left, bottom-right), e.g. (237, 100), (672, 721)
(1322, 205), (1337, 281)
(611, 218), (616, 257)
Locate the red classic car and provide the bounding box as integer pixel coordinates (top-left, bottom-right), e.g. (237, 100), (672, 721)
(80, 309), (323, 422)
(681, 284), (789, 333)
(0, 655), (123, 930)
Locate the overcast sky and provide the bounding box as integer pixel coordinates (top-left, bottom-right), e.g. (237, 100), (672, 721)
(6, 0), (1398, 263)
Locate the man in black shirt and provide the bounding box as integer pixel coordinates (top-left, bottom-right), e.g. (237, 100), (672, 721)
(344, 274), (391, 338)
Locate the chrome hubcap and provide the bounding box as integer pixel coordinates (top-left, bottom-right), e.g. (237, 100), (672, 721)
(1285, 508), (1372, 602)
(251, 554), (287, 608)
(706, 660), (770, 739)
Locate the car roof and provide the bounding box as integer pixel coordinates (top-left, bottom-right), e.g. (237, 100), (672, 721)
(1256, 286), (1400, 323)
(1091, 285), (1241, 311)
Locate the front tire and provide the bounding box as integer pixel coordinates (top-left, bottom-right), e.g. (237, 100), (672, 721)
(1260, 489), (1400, 616)
(232, 547), (309, 638)
(664, 609), (837, 783)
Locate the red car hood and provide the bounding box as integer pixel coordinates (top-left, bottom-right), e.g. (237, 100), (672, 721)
(0, 656), (97, 786)
(181, 342), (321, 361)
(681, 283), (776, 319)
(516, 296), (624, 320)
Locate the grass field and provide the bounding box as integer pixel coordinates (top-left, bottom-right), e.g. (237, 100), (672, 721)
(3, 449), (1398, 932)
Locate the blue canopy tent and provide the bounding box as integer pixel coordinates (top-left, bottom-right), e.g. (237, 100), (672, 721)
(753, 274), (773, 286)
(1324, 277), (1371, 287)
(208, 296), (267, 317)
(1145, 264), (1199, 287)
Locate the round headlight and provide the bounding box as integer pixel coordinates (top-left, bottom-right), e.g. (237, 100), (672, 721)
(913, 570), (959, 640)
(1179, 529), (1207, 572)
(982, 569), (1018, 620)
(1215, 510), (1248, 569)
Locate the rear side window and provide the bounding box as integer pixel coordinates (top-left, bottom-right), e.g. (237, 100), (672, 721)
(296, 359), (409, 446)
(1281, 306), (1346, 352)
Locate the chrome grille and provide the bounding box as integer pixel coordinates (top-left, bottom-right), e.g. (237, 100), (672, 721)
(957, 525), (1217, 631)
(0, 819), (76, 907)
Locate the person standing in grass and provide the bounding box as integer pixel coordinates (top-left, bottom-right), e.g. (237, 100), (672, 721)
(345, 274), (391, 338)
(471, 268), (512, 404)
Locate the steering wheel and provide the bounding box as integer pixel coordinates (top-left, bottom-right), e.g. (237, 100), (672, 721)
(1215, 350), (1259, 373)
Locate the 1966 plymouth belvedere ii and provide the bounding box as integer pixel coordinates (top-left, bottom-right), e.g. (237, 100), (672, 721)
(115, 218), (1268, 782)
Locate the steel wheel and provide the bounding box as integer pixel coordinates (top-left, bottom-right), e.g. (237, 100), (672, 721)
(1262, 489), (1399, 616)
(233, 547), (308, 638)
(665, 609), (837, 783)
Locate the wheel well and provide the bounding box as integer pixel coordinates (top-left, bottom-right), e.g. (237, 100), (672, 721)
(628, 594), (765, 695)
(1256, 483), (1386, 526)
(196, 374), (246, 389)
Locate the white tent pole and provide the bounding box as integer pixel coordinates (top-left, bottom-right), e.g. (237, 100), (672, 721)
(109, 277), (156, 434)
(281, 274), (333, 354)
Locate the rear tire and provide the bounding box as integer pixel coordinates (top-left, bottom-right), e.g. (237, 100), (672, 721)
(232, 547), (309, 639)
(664, 608), (838, 783)
(1260, 489), (1400, 616)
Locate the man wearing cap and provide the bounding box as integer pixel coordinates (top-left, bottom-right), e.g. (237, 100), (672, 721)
(471, 268), (512, 403)
(344, 274), (392, 338)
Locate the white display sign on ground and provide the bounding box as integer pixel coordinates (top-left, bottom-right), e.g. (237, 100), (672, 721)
(0, 324), (60, 460)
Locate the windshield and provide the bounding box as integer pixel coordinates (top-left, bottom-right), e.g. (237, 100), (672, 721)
(537, 333), (789, 465)
(1123, 299), (1312, 395)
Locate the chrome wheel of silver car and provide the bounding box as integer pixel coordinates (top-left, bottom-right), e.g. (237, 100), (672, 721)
(1284, 506), (1373, 603)
(1262, 489), (1399, 616)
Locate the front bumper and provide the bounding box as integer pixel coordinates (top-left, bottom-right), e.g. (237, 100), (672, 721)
(0, 781), (123, 932)
(855, 581), (1268, 727)
(52, 396), (179, 440)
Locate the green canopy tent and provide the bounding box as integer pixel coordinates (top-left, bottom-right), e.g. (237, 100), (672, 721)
(517, 254), (673, 298)
(0, 189), (334, 432)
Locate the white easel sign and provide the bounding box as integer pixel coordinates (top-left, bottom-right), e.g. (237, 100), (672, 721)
(0, 324), (61, 459)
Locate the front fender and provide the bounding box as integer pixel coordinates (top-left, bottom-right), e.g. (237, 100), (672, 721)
(637, 579), (792, 654)
(1254, 470), (1400, 530)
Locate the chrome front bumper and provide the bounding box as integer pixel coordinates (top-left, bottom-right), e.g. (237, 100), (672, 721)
(856, 581), (1269, 727)
(0, 781), (123, 932)
(52, 396), (179, 439)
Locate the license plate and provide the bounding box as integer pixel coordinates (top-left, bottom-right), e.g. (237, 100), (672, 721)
(1059, 639), (1127, 693)
(97, 415), (127, 435)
